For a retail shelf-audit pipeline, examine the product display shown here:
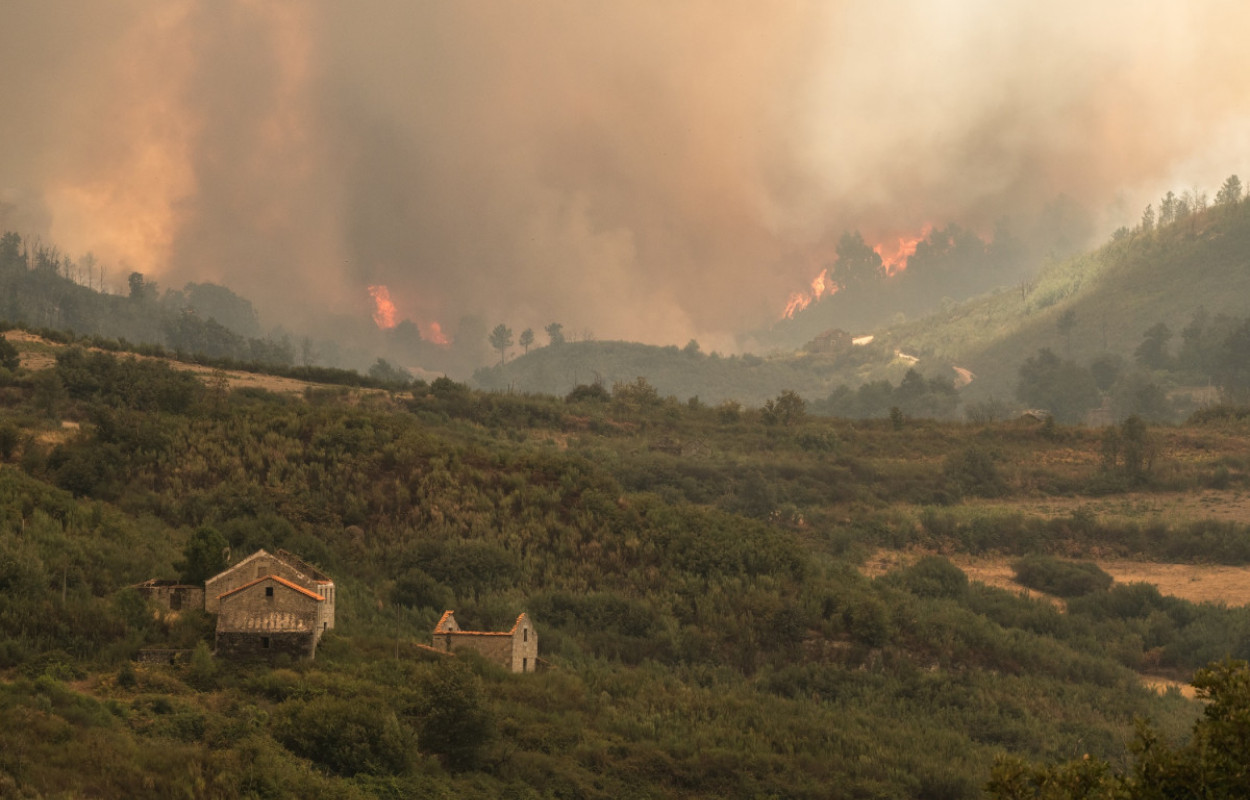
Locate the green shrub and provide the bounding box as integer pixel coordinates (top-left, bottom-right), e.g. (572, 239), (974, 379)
(943, 446), (1007, 498)
(892, 555), (969, 599)
(273, 695), (413, 777)
(1012, 555), (1113, 598)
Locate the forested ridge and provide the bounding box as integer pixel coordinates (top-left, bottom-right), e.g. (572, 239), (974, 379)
(481, 178), (1250, 423)
(5, 333), (1250, 797)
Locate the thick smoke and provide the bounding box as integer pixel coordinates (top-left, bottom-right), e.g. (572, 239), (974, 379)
(2, 1), (1249, 354)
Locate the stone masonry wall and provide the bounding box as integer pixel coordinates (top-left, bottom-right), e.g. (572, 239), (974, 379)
(217, 580), (321, 633)
(510, 621), (538, 673)
(136, 584), (205, 612)
(438, 633), (513, 667)
(215, 631), (316, 660)
(205, 552), (309, 613)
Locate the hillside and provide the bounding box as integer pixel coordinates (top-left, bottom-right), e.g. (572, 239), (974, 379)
(882, 200), (1250, 402)
(7, 331), (1250, 795)
(483, 196), (1250, 420)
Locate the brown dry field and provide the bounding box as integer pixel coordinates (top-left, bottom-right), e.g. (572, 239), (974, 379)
(982, 490), (1250, 527)
(863, 548), (1250, 608)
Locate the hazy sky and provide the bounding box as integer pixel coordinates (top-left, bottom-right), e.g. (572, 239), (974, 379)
(2, 1), (1248, 351)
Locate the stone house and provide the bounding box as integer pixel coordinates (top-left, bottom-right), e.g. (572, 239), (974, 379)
(130, 579), (204, 612)
(206, 549), (336, 660)
(432, 610), (537, 673)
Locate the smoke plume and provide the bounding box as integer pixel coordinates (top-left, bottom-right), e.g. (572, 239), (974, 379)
(2, 1), (1248, 354)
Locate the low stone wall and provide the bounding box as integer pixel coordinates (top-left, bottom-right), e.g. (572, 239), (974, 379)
(135, 649), (192, 665)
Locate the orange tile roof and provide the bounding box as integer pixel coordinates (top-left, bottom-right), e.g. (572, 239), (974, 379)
(433, 609), (457, 633)
(444, 631), (512, 637)
(217, 574), (325, 602)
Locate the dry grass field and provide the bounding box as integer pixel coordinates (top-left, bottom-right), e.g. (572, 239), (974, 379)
(4, 329), (357, 398)
(863, 547), (1250, 608)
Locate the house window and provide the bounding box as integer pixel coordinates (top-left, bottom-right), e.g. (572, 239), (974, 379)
(265, 586), (274, 597)
(522, 658), (528, 672)
(523, 628), (528, 642)
(261, 637), (270, 649)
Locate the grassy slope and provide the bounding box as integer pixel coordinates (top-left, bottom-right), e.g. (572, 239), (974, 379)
(13, 332), (1250, 796)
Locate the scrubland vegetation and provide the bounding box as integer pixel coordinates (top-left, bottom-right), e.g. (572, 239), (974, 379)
(2, 330), (1250, 797)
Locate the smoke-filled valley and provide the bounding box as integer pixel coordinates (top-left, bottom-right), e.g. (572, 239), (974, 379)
(11, 5), (1250, 799)
(4, 1), (1250, 359)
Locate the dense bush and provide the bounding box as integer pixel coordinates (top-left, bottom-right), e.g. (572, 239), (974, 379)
(890, 555), (969, 599)
(943, 446), (1007, 498)
(1012, 555), (1113, 598)
(273, 695), (413, 777)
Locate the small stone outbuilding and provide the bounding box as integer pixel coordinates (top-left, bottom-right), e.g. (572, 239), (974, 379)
(130, 579), (204, 612)
(207, 549), (336, 661)
(432, 611), (537, 673)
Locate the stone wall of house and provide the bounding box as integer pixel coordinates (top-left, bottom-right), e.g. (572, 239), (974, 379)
(313, 583), (335, 633)
(215, 631), (317, 660)
(217, 580), (321, 632)
(509, 619), (538, 673)
(436, 633), (514, 667)
(205, 552), (311, 613)
(215, 579), (324, 661)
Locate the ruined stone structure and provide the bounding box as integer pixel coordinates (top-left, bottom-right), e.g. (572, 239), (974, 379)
(805, 328), (853, 355)
(207, 549), (335, 660)
(130, 579), (204, 612)
(135, 648), (192, 665)
(431, 610), (537, 673)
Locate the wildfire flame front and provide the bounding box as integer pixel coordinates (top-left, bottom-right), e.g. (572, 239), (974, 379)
(367, 285), (397, 329)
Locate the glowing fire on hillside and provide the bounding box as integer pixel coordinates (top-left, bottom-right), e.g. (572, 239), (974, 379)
(874, 226), (931, 276)
(366, 284), (451, 345)
(424, 321), (450, 346)
(367, 285), (397, 329)
(781, 226), (933, 319)
(782, 268), (838, 319)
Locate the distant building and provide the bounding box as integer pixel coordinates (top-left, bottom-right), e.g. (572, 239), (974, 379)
(805, 328), (853, 355)
(206, 549), (335, 661)
(1085, 396), (1115, 428)
(432, 610), (537, 673)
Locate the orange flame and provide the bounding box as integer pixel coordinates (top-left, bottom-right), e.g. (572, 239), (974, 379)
(783, 292), (812, 319)
(424, 321), (450, 346)
(367, 285), (397, 329)
(781, 268), (838, 319)
(873, 226), (931, 276)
